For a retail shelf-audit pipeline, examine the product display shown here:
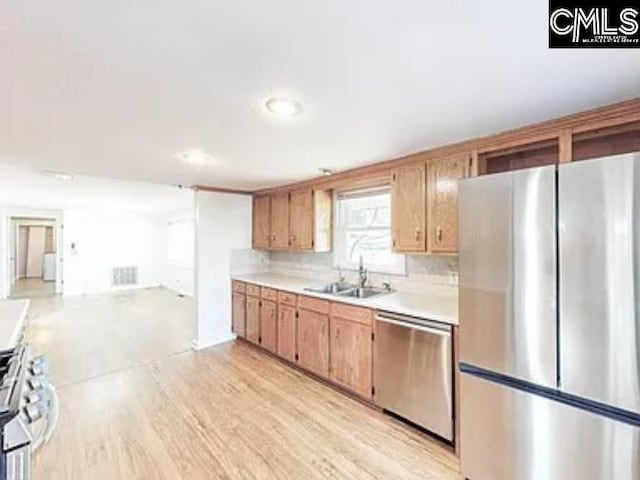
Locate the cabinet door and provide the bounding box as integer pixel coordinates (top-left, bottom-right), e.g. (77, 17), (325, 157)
(232, 292), (246, 338)
(270, 192), (290, 250)
(252, 195), (271, 250)
(391, 163), (426, 252)
(260, 299), (277, 352)
(297, 308), (329, 378)
(427, 154), (469, 254)
(289, 190), (314, 250)
(246, 296), (260, 344)
(277, 304), (297, 362)
(330, 317), (373, 399)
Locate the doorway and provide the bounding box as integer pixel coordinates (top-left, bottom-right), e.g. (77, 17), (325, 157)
(9, 217), (59, 299)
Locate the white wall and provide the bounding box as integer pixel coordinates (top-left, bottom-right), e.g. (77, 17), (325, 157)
(163, 208), (195, 297)
(0, 168), (194, 299)
(62, 208), (165, 296)
(194, 191), (251, 349)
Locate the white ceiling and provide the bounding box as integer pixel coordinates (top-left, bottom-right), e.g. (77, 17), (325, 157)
(0, 164), (192, 216)
(2, 1), (639, 190)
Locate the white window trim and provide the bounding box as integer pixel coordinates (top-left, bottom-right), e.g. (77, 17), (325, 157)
(332, 186), (407, 276)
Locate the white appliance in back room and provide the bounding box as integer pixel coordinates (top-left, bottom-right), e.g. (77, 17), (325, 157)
(457, 152), (640, 479)
(42, 253), (56, 282)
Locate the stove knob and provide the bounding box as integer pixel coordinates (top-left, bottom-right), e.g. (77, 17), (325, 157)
(23, 402), (46, 423)
(31, 355), (47, 365)
(28, 377), (45, 390)
(30, 356), (50, 376)
(30, 363), (49, 376)
(23, 390), (41, 404)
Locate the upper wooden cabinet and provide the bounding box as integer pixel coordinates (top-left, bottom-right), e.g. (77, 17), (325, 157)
(252, 189), (332, 252)
(427, 153), (471, 254)
(391, 163), (426, 252)
(572, 122), (640, 162)
(289, 189), (332, 252)
(480, 140), (559, 175)
(270, 192), (290, 250)
(289, 190), (314, 250)
(252, 195), (271, 250)
(391, 155), (471, 254)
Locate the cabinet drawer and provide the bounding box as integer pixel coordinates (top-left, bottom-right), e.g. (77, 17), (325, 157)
(261, 287), (277, 301)
(330, 302), (373, 326)
(298, 295), (330, 315)
(232, 281), (246, 293)
(277, 291), (297, 306)
(246, 283), (261, 297)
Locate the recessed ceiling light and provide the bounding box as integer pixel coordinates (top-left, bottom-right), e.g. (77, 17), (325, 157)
(176, 149), (215, 166)
(42, 170), (73, 181)
(319, 168), (334, 176)
(265, 97), (302, 117)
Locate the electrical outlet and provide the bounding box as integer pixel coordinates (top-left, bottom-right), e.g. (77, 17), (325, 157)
(448, 271), (459, 284)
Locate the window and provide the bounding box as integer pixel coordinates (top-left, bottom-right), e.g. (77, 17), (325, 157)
(334, 187), (406, 275)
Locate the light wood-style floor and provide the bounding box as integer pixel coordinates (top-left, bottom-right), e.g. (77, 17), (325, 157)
(27, 289), (462, 480)
(11, 278), (56, 299)
(27, 287), (195, 387)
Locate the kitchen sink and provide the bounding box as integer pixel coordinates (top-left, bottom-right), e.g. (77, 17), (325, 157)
(337, 287), (389, 299)
(304, 282), (353, 295)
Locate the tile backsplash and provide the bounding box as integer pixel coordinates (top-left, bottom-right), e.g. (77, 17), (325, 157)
(266, 250), (458, 294)
(231, 248), (458, 294)
(230, 249), (270, 275)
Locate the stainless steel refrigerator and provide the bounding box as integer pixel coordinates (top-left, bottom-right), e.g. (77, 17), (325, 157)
(458, 153), (640, 480)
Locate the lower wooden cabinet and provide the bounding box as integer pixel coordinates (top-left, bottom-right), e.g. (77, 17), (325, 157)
(233, 281), (374, 403)
(329, 308), (373, 399)
(277, 304), (297, 362)
(231, 292), (246, 338)
(260, 299), (277, 352)
(297, 308), (329, 378)
(246, 295), (260, 344)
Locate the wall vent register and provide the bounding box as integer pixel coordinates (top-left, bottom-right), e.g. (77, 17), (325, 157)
(112, 266), (138, 286)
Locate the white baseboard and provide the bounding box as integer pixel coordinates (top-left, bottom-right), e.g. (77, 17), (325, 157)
(191, 334), (236, 351)
(62, 283), (161, 298)
(161, 284), (194, 298)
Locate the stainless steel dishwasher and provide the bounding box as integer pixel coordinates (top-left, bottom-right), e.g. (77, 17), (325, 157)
(374, 311), (453, 441)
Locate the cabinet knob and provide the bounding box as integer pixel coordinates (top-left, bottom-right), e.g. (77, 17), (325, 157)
(414, 229), (421, 241)
(436, 227), (443, 242)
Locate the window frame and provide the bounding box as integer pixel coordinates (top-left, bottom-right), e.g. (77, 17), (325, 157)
(332, 185), (406, 276)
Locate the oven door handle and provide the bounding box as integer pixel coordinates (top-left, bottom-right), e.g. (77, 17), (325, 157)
(44, 383), (59, 444)
(31, 423), (46, 452)
(375, 315), (451, 337)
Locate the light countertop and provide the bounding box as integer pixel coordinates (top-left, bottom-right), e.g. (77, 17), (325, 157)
(0, 299), (30, 350)
(231, 272), (458, 325)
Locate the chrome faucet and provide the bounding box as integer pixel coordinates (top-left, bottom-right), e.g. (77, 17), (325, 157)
(358, 256), (368, 288)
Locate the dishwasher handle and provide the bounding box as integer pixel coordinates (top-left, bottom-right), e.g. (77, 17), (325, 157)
(375, 313), (451, 337)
